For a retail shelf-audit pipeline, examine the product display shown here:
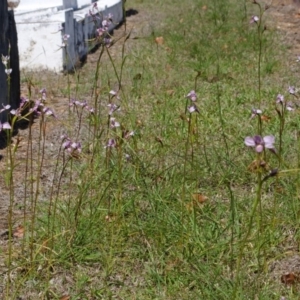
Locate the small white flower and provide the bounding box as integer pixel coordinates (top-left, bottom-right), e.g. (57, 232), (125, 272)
(1, 55), (9, 66)
(110, 117), (120, 128)
(63, 34), (70, 41)
(5, 69), (12, 75)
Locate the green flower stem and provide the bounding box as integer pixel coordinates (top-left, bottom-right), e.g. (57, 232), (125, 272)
(234, 160), (263, 298)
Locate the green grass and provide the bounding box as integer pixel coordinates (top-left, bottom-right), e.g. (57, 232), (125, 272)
(2, 0), (300, 299)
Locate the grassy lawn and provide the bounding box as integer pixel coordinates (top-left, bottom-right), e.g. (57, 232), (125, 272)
(1, 0), (300, 299)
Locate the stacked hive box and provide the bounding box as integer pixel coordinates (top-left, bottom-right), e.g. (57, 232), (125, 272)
(14, 0), (123, 72)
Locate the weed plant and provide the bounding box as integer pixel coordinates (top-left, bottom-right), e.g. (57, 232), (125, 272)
(1, 0), (300, 299)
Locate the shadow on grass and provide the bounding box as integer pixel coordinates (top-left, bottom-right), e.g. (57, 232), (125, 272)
(126, 8), (138, 17)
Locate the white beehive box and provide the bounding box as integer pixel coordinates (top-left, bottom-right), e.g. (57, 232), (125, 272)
(14, 0), (123, 72)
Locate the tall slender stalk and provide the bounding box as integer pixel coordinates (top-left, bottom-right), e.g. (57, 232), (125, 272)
(216, 65), (229, 157)
(6, 128), (13, 298)
(234, 167), (263, 298)
(251, 2), (266, 107)
(29, 115), (46, 266)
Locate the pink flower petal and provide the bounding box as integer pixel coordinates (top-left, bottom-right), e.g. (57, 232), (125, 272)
(256, 145), (264, 153)
(244, 137), (255, 147)
(3, 122), (11, 129)
(263, 135), (275, 149)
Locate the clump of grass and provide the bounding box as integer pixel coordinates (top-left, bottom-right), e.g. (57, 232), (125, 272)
(2, 0), (300, 299)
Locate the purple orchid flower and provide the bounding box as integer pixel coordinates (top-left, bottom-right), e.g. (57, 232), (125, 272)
(1, 55), (9, 67)
(42, 107), (56, 117)
(276, 94), (295, 111)
(86, 107), (95, 114)
(40, 88), (47, 101)
(108, 13), (113, 20)
(71, 142), (82, 153)
(124, 131), (135, 139)
(276, 94), (284, 104)
(102, 19), (110, 29)
(5, 69), (12, 75)
(10, 98), (28, 116)
(61, 135), (71, 149)
(186, 90), (197, 102)
(244, 135), (275, 153)
(0, 121), (11, 132)
(63, 34), (70, 41)
(96, 27), (106, 37)
(30, 100), (43, 115)
(10, 109), (20, 116)
(104, 38), (112, 47)
(61, 135), (81, 153)
(62, 139), (72, 150)
(110, 117), (120, 128)
(109, 90), (117, 96)
(70, 99), (94, 114)
(250, 108), (262, 119)
(20, 97), (29, 108)
(0, 104), (11, 113)
(286, 101), (294, 111)
(250, 15), (259, 24)
(109, 90), (120, 100)
(70, 99), (89, 109)
(188, 105), (199, 114)
(107, 103), (120, 115)
(288, 86), (296, 95)
(105, 138), (116, 148)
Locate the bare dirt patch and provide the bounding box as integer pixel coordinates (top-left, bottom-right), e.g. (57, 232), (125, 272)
(267, 0), (300, 56)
